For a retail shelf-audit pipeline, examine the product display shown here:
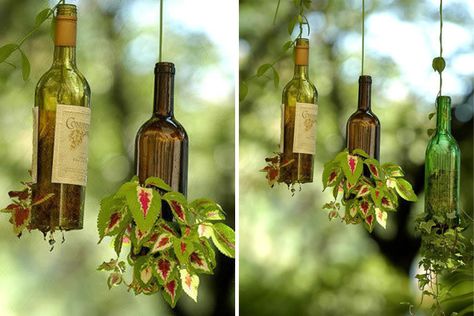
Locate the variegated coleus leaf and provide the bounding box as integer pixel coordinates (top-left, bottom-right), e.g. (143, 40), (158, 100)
(322, 160), (341, 190)
(10, 204), (30, 236)
(375, 208), (388, 229)
(97, 194), (128, 241)
(370, 187), (383, 207)
(364, 214), (375, 232)
(381, 196), (395, 211)
(8, 188), (29, 201)
(211, 223), (235, 258)
(144, 176), (173, 192)
(189, 198), (226, 221)
(364, 158), (382, 179)
(198, 223), (213, 239)
(189, 251), (211, 273)
(158, 221), (179, 237)
(394, 178), (417, 202)
(349, 200), (358, 218)
(162, 277), (181, 308)
(356, 184), (371, 198)
(163, 192), (189, 224)
(173, 238), (194, 265)
(195, 239), (217, 270)
(261, 164), (279, 187)
(153, 257), (175, 283)
(125, 185), (161, 232)
(133, 256), (153, 287)
(180, 269), (199, 302)
(382, 163), (404, 178)
(149, 233), (173, 253)
(340, 153), (363, 186)
(358, 200), (372, 218)
(107, 272), (123, 289)
(131, 225), (152, 251)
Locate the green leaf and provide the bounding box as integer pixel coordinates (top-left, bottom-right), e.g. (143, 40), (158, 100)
(394, 178), (417, 202)
(126, 186), (161, 232)
(211, 223), (235, 258)
(115, 180), (138, 198)
(144, 177), (173, 192)
(352, 148), (370, 158)
(190, 198), (225, 221)
(427, 128), (435, 137)
(97, 194), (127, 241)
(303, 0), (312, 9)
(0, 44), (18, 63)
(288, 16), (297, 35)
(432, 56), (446, 73)
(282, 40), (293, 51)
(19, 50), (30, 81)
(107, 272), (123, 289)
(257, 63), (272, 77)
(322, 161), (340, 190)
(273, 67), (279, 89)
(35, 8), (52, 27)
(162, 191), (188, 206)
(114, 229), (125, 257)
(428, 112), (436, 120)
(239, 81), (248, 102)
(173, 238), (194, 265)
(419, 219), (436, 233)
(162, 278), (181, 308)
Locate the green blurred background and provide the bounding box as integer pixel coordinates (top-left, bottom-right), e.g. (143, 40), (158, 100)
(239, 0), (473, 315)
(0, 0), (235, 315)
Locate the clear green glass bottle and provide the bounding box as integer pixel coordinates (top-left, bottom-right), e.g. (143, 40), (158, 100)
(279, 38), (318, 185)
(31, 4), (91, 233)
(424, 96), (460, 227)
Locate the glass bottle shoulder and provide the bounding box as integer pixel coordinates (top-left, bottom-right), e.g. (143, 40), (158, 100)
(426, 132), (460, 156)
(35, 65), (90, 109)
(282, 77), (318, 105)
(137, 115), (188, 141)
(347, 109), (380, 126)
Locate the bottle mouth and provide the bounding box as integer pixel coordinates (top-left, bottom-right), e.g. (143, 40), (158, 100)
(437, 95), (451, 103)
(155, 62), (175, 74)
(295, 38), (309, 49)
(359, 75), (372, 83)
(56, 4), (77, 17)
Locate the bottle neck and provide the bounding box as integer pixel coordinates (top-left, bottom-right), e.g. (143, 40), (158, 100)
(52, 46), (76, 67)
(357, 80), (372, 111)
(293, 64), (309, 80)
(436, 98), (451, 133)
(153, 71), (175, 117)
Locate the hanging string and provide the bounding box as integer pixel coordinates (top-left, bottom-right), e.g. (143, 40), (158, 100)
(438, 0), (443, 96)
(159, 0), (164, 62)
(361, 0), (365, 75)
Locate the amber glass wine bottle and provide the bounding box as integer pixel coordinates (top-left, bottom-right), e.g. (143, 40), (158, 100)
(424, 96), (460, 227)
(279, 38), (318, 185)
(346, 75), (380, 160)
(135, 62), (188, 219)
(31, 4), (91, 233)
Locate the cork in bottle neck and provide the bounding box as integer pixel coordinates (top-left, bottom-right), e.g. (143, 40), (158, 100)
(294, 38), (309, 66)
(357, 75), (372, 111)
(54, 4), (77, 47)
(153, 62), (176, 117)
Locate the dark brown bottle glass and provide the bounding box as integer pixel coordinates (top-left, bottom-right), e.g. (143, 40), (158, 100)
(346, 75), (380, 160)
(135, 62), (188, 220)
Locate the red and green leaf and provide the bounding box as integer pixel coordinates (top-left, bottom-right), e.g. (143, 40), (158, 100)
(162, 279), (181, 308)
(211, 223), (235, 258)
(12, 205), (30, 236)
(349, 200), (358, 217)
(153, 257), (175, 283)
(364, 214), (375, 232)
(150, 233), (173, 253)
(189, 251), (211, 273)
(173, 238), (194, 265)
(340, 153), (363, 185)
(395, 178), (417, 202)
(356, 184), (371, 198)
(170, 201), (187, 223)
(381, 197), (394, 210)
(358, 200), (371, 218)
(261, 164), (279, 186)
(126, 185), (161, 232)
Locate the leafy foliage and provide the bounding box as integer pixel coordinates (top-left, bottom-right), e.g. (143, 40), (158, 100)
(0, 0), (65, 80)
(1, 178), (54, 237)
(261, 154), (301, 194)
(239, 0), (312, 101)
(321, 149), (417, 233)
(97, 176), (235, 307)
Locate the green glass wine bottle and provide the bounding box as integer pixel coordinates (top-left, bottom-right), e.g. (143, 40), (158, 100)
(346, 75), (380, 160)
(135, 62), (188, 220)
(279, 38), (318, 185)
(31, 4), (91, 233)
(424, 96), (460, 227)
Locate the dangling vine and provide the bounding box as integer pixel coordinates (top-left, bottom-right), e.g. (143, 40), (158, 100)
(407, 1), (474, 314)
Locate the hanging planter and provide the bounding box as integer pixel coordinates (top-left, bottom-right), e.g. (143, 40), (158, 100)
(321, 0), (416, 231)
(97, 0), (235, 306)
(1, 2), (91, 244)
(256, 2), (318, 193)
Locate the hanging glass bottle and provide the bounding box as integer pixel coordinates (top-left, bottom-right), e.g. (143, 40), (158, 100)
(424, 96), (460, 227)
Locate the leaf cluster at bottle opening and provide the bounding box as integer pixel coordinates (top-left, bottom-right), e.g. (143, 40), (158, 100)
(321, 149), (417, 232)
(97, 176), (235, 307)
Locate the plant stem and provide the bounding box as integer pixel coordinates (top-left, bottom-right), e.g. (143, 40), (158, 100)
(159, 0), (164, 62)
(361, 0), (365, 75)
(439, 0), (443, 96)
(273, 0), (281, 25)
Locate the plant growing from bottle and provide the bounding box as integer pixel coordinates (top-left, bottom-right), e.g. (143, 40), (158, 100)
(321, 149), (417, 232)
(97, 176), (235, 307)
